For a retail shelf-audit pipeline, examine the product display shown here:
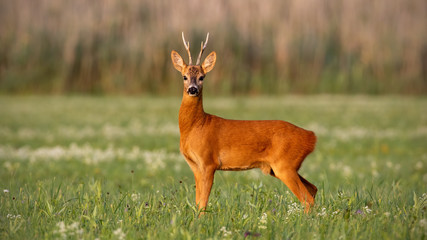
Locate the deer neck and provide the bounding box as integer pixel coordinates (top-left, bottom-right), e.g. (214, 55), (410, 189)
(179, 91), (207, 136)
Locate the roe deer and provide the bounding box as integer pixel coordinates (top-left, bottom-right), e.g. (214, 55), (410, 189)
(171, 32), (317, 213)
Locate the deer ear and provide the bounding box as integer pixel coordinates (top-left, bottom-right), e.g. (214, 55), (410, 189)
(202, 51), (216, 73)
(171, 51), (186, 72)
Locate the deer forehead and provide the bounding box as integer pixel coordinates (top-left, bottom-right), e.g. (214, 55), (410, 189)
(185, 66), (204, 76)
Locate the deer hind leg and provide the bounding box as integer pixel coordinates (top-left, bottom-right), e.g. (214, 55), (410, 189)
(192, 171), (201, 205)
(273, 167), (315, 212)
(298, 174), (317, 199)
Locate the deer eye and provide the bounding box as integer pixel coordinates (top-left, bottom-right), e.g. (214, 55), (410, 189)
(199, 76), (204, 81)
(183, 76), (187, 80)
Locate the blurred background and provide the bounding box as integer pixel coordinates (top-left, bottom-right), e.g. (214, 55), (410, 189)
(0, 0), (426, 95)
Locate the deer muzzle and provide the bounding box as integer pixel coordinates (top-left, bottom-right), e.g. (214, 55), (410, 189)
(187, 86), (199, 96)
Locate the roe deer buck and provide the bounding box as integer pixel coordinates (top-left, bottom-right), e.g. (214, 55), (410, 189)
(171, 32), (317, 213)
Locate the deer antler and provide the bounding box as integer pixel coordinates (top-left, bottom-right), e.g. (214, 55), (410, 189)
(196, 32), (209, 65)
(182, 32), (192, 65)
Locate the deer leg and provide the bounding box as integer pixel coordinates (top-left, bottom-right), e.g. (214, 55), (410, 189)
(185, 159), (203, 207)
(273, 167), (315, 212)
(193, 171), (201, 205)
(298, 174), (317, 198)
(198, 168), (215, 212)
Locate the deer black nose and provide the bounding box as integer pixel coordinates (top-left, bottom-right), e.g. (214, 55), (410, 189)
(188, 87), (198, 95)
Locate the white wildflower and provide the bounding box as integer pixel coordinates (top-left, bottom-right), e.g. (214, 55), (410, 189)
(258, 213), (268, 229)
(219, 226), (232, 237)
(258, 225), (267, 230)
(54, 221), (83, 239)
(7, 214), (21, 219)
(332, 210), (340, 216)
(0, 144), (180, 171)
(287, 202), (303, 215)
(113, 228), (126, 240)
(259, 213), (267, 224)
(363, 206), (372, 214)
(242, 214), (248, 220)
(56, 221), (66, 237)
(3, 189), (9, 193)
(419, 193), (427, 206)
(68, 222), (83, 235)
(131, 193), (140, 202)
(317, 207), (327, 217)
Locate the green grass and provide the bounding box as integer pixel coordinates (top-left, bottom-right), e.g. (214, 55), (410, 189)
(0, 95), (426, 239)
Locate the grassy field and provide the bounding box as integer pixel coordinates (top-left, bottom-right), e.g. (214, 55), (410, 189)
(0, 95), (426, 239)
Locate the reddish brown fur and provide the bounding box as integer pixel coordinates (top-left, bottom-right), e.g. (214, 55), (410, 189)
(171, 35), (317, 213)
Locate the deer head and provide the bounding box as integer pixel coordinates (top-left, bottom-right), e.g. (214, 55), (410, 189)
(171, 32), (216, 97)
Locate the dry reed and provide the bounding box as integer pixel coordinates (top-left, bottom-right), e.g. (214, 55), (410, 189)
(0, 0), (425, 94)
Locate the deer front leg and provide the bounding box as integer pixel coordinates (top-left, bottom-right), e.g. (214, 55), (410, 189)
(197, 168), (215, 212)
(185, 159), (202, 206)
(185, 157), (216, 213)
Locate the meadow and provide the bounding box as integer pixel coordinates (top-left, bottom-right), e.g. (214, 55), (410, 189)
(0, 95), (426, 239)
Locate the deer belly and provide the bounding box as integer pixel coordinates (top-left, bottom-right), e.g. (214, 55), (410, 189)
(216, 148), (267, 171)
